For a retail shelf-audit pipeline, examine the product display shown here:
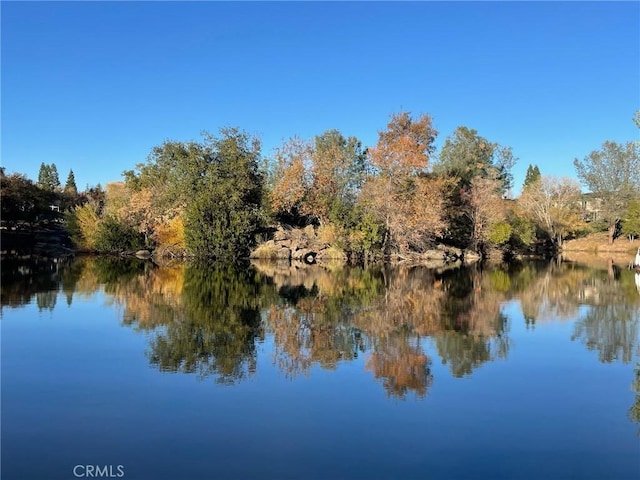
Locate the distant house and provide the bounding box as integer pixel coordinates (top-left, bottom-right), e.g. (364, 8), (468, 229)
(580, 192), (602, 222)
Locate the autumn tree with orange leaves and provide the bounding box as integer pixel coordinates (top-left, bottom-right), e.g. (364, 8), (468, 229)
(364, 111), (442, 254)
(269, 137), (311, 221)
(465, 176), (509, 252)
(270, 130), (367, 228)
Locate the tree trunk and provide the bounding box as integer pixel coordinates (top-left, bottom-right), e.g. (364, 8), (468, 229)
(608, 224), (616, 245)
(607, 258), (614, 278)
(382, 229), (390, 257)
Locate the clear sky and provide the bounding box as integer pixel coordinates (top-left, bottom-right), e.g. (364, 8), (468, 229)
(2, 1), (639, 195)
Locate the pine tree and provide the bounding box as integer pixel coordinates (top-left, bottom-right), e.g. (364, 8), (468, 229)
(37, 163), (62, 191)
(523, 164), (541, 189)
(64, 169), (78, 194)
(37, 162), (50, 189)
(49, 163), (61, 191)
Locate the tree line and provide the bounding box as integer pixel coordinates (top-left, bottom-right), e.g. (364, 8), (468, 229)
(1, 163), (81, 230)
(2, 110), (639, 259)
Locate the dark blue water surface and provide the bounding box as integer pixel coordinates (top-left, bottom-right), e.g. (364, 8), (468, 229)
(2, 256), (639, 480)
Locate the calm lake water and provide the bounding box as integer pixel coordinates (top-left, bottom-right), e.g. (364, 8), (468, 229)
(2, 255), (639, 480)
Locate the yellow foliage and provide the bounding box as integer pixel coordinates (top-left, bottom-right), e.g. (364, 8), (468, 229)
(251, 243), (279, 259)
(153, 215), (186, 254)
(72, 204), (100, 250)
(104, 182), (131, 220)
(317, 224), (337, 245)
(348, 229), (366, 251)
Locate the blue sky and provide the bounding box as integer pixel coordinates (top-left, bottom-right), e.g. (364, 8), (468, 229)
(2, 1), (638, 194)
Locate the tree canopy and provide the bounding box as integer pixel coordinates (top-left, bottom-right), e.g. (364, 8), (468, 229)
(64, 169), (78, 195)
(433, 126), (516, 192)
(519, 176), (585, 248)
(365, 111), (440, 254)
(12, 108), (639, 260)
(184, 128), (265, 260)
(523, 164), (541, 189)
(307, 129), (368, 225)
(622, 198), (640, 241)
(37, 163), (61, 191)
(574, 141), (640, 243)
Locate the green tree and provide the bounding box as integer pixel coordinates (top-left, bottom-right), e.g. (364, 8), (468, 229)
(37, 163), (49, 189)
(574, 141), (640, 244)
(124, 140), (208, 214)
(523, 164), (541, 189)
(49, 163), (60, 191)
(184, 128), (265, 260)
(64, 169), (78, 194)
(505, 207), (537, 251)
(147, 265), (269, 383)
(123, 130), (266, 259)
(433, 126), (516, 249)
(91, 214), (144, 253)
(434, 126), (516, 192)
(622, 197), (640, 241)
(1, 173), (52, 227)
(308, 129), (367, 226)
(37, 163), (61, 191)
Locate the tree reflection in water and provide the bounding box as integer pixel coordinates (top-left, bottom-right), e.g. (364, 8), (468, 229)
(630, 364), (640, 435)
(2, 255), (639, 402)
(365, 334), (433, 398)
(572, 304), (639, 364)
(146, 264), (276, 383)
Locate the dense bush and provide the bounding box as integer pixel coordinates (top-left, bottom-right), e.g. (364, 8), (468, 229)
(68, 204), (100, 250)
(94, 216), (144, 253)
(183, 129), (265, 260)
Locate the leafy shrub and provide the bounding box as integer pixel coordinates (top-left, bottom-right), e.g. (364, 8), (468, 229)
(250, 243), (280, 259)
(70, 203), (100, 250)
(488, 222), (513, 246)
(350, 212), (383, 255)
(184, 129), (264, 260)
(94, 216), (144, 253)
(154, 215), (186, 255)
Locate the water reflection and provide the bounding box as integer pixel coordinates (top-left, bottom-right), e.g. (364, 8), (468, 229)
(2, 255), (639, 401)
(631, 364), (640, 435)
(1, 255), (63, 308)
(148, 265), (271, 383)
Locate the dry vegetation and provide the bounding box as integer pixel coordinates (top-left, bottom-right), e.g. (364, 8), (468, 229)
(563, 232), (638, 254)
